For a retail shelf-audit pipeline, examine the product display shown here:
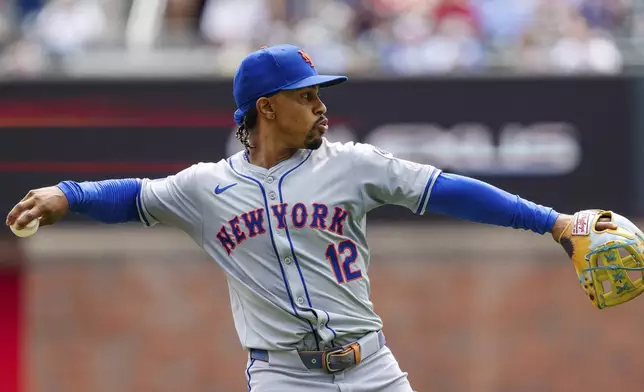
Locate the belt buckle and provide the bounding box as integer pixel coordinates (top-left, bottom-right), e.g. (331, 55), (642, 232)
(323, 343), (361, 373)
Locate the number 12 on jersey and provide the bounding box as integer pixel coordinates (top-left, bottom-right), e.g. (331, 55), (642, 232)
(325, 240), (363, 284)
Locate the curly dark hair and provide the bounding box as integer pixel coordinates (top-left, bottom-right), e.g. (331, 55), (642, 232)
(235, 107), (258, 153)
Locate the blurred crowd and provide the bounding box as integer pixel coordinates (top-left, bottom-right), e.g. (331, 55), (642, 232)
(0, 0), (638, 77)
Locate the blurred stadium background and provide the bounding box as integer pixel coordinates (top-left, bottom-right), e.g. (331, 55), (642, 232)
(0, 0), (638, 76)
(2, 0), (644, 391)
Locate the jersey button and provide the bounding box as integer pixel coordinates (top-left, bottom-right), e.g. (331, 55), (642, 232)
(267, 176), (274, 184)
(284, 257), (292, 265)
(269, 191), (276, 200)
(297, 297), (304, 305)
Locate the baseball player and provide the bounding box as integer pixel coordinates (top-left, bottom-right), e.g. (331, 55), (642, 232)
(5, 45), (619, 391)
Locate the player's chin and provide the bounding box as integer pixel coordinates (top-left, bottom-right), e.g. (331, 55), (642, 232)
(304, 136), (323, 150)
(303, 130), (324, 150)
(304, 133), (322, 150)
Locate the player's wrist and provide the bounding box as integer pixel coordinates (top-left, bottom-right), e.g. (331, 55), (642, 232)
(551, 214), (572, 243)
(56, 181), (80, 210)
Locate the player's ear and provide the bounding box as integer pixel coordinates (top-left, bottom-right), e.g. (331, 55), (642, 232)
(257, 97), (276, 120)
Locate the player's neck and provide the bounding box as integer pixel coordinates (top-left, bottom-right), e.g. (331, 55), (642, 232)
(248, 136), (298, 169)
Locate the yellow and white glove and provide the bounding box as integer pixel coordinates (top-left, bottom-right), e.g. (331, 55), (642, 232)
(557, 210), (644, 309)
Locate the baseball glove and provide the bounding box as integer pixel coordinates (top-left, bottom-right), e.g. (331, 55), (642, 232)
(557, 210), (644, 309)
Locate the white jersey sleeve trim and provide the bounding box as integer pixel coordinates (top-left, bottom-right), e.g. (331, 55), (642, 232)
(136, 179), (158, 227)
(415, 168), (442, 215)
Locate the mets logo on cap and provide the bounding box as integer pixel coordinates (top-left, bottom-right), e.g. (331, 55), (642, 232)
(259, 45), (314, 68)
(298, 50), (315, 68)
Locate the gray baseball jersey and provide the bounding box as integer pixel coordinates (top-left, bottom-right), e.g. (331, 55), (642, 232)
(136, 138), (440, 352)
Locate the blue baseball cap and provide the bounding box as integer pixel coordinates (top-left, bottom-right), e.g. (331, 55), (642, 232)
(233, 44), (348, 126)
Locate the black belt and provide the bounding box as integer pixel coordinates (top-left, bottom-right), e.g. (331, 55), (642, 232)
(249, 331), (386, 373)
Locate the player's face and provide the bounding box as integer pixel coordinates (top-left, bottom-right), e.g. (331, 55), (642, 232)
(272, 86), (328, 150)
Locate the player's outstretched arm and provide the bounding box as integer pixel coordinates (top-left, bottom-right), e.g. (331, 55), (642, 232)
(350, 142), (616, 240)
(5, 179), (142, 231)
(426, 172), (617, 240)
(355, 143), (633, 308)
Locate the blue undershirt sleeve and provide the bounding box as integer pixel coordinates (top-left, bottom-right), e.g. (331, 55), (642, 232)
(426, 172), (560, 234)
(57, 179), (142, 224)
